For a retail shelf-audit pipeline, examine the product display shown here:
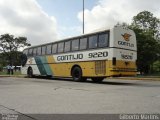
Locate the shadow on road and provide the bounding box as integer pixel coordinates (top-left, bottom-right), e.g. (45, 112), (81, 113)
(27, 76), (160, 88)
(30, 76), (141, 86)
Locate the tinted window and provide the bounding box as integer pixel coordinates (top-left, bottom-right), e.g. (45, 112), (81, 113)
(28, 49), (33, 56)
(46, 44), (52, 54)
(52, 44), (57, 54)
(58, 42), (64, 53)
(37, 47), (41, 55)
(42, 46), (46, 55)
(72, 39), (79, 51)
(64, 41), (71, 52)
(89, 35), (98, 49)
(33, 48), (37, 56)
(98, 33), (109, 47)
(80, 37), (87, 50)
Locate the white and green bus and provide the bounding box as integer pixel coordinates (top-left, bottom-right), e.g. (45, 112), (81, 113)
(21, 26), (137, 82)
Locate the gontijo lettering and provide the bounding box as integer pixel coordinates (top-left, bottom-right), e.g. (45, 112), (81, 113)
(57, 54), (83, 61)
(118, 41), (134, 47)
(118, 33), (134, 47)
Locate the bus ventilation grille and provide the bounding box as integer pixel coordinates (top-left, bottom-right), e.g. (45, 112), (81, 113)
(95, 61), (106, 75)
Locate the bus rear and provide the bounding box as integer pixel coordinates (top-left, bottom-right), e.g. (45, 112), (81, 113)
(109, 26), (137, 76)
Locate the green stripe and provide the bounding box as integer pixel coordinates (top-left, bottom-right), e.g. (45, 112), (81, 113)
(41, 56), (53, 75)
(35, 56), (46, 75)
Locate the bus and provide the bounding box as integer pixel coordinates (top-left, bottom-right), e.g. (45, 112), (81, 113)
(21, 26), (137, 82)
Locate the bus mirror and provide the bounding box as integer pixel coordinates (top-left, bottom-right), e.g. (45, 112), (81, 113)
(21, 54), (27, 67)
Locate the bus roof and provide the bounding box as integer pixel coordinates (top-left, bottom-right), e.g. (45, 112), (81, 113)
(23, 28), (110, 51)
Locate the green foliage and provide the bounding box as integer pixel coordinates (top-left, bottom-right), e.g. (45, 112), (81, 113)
(132, 11), (160, 39)
(0, 34), (31, 66)
(0, 64), (2, 71)
(153, 61), (160, 72)
(130, 11), (160, 74)
(0, 34), (31, 53)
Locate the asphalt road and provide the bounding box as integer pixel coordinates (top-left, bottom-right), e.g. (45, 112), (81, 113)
(0, 77), (160, 116)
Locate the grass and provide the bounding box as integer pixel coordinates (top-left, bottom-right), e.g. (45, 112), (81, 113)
(137, 73), (160, 78)
(0, 71), (21, 75)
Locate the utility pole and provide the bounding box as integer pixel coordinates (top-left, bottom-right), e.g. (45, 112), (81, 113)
(83, 0), (84, 34)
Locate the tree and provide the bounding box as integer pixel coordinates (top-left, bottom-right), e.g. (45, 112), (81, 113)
(132, 11), (160, 39)
(130, 11), (160, 74)
(0, 34), (31, 66)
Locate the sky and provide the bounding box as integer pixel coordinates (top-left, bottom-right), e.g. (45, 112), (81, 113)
(0, 0), (160, 46)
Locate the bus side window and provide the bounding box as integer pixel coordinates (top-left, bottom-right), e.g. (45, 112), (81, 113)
(72, 39), (79, 51)
(33, 48), (37, 56)
(64, 41), (71, 52)
(80, 37), (87, 50)
(42, 46), (46, 55)
(58, 42), (64, 53)
(37, 47), (41, 56)
(46, 44), (52, 55)
(89, 35), (98, 49)
(98, 33), (109, 47)
(28, 49), (33, 56)
(52, 44), (57, 54)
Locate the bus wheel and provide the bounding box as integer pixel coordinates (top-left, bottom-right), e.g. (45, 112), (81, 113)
(91, 77), (104, 83)
(71, 67), (86, 82)
(28, 67), (33, 78)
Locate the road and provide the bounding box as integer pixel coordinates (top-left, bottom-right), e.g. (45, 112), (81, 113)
(0, 77), (160, 119)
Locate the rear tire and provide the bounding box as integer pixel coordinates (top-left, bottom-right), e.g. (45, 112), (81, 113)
(91, 77), (104, 83)
(71, 66), (86, 82)
(28, 67), (33, 78)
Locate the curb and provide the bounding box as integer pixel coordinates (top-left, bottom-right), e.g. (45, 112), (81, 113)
(109, 77), (160, 81)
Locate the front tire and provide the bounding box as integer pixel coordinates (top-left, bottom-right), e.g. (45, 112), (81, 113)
(28, 67), (33, 78)
(71, 67), (86, 82)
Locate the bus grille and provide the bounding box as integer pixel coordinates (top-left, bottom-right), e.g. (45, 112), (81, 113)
(95, 61), (106, 75)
